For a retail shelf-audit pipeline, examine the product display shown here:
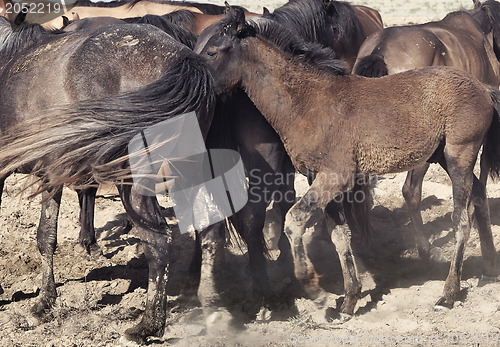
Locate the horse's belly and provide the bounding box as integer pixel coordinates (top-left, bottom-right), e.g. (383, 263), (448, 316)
(356, 143), (438, 175)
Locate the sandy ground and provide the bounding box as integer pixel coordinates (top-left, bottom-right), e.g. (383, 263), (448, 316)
(2, 1), (500, 346)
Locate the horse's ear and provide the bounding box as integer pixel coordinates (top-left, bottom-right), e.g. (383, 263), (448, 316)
(62, 16), (70, 27)
(13, 5), (28, 26)
(263, 7), (270, 15)
(473, 0), (482, 9)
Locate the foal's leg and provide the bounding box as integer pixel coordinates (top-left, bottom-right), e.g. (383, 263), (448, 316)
(471, 175), (497, 279)
(31, 187), (63, 318)
(76, 186), (98, 254)
(285, 172), (356, 301)
(118, 184), (172, 342)
(325, 200), (361, 315)
(402, 164), (433, 258)
(436, 154), (474, 307)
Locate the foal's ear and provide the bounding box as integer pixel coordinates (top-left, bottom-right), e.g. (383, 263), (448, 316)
(263, 7), (270, 15)
(473, 0), (482, 9)
(224, 1), (247, 35)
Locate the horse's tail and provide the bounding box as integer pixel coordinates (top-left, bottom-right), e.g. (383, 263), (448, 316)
(353, 54), (388, 77)
(0, 54), (215, 193)
(482, 86), (500, 180)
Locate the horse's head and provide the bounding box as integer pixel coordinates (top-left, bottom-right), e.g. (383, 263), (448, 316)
(194, 2), (254, 93)
(471, 0), (500, 60)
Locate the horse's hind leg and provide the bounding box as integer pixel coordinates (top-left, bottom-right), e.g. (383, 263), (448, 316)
(285, 173), (361, 314)
(118, 184), (172, 343)
(325, 200), (361, 316)
(196, 222), (234, 331)
(76, 187), (98, 254)
(471, 175), (497, 279)
(31, 187), (63, 318)
(436, 153), (474, 307)
(402, 164), (434, 259)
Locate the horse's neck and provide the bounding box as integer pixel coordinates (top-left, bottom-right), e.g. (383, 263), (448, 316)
(241, 38), (331, 139)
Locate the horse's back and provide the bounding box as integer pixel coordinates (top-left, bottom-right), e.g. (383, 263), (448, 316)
(355, 27), (447, 75)
(0, 24), (195, 125)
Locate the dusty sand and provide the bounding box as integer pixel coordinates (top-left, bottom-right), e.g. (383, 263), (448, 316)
(1, 1), (500, 346)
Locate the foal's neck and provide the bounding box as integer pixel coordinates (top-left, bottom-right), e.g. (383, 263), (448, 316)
(241, 37), (332, 138)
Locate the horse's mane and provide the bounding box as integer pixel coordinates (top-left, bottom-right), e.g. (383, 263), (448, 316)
(74, 0), (128, 7)
(263, 0), (331, 43)
(123, 13), (197, 49)
(127, 0), (225, 14)
(263, 0), (362, 47)
(325, 1), (364, 46)
(0, 17), (61, 60)
(247, 18), (347, 75)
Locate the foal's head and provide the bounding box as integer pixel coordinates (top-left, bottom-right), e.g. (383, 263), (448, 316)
(194, 2), (346, 94)
(194, 3), (254, 93)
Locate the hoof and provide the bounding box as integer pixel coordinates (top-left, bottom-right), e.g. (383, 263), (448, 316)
(124, 319), (164, 344)
(31, 297), (55, 320)
(435, 296), (454, 309)
(326, 308), (353, 323)
(204, 308), (240, 334)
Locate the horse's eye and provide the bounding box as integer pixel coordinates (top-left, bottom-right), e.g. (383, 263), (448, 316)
(207, 50), (217, 57)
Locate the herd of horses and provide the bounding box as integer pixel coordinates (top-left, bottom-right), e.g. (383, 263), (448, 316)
(0, 0), (500, 342)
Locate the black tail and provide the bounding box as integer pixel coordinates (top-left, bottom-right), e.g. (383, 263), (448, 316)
(343, 180), (373, 241)
(482, 87), (500, 180)
(353, 54), (389, 77)
(0, 55), (214, 193)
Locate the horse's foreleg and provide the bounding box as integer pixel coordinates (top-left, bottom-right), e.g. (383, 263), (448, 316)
(402, 164), (433, 258)
(31, 187), (63, 318)
(118, 184), (172, 343)
(471, 175), (497, 279)
(76, 186), (98, 254)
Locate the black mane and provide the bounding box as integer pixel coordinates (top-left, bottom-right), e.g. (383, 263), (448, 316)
(123, 13), (197, 49)
(128, 0), (225, 14)
(247, 18), (347, 76)
(74, 0), (128, 7)
(263, 0), (362, 48)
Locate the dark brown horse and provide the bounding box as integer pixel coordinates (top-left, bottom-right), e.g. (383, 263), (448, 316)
(195, 10), (500, 315)
(191, 0), (384, 324)
(0, 17), (214, 342)
(261, 0), (382, 69)
(353, 0), (500, 261)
